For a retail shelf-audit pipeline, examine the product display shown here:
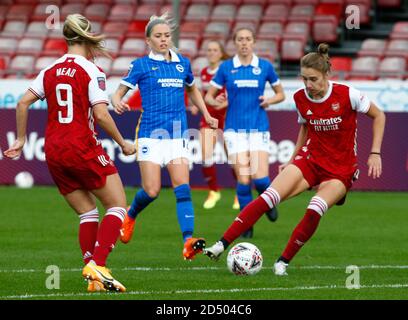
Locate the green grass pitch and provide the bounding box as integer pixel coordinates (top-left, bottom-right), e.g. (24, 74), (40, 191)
(0, 186), (407, 300)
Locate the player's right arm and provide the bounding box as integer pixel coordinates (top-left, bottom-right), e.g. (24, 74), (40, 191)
(205, 62), (226, 109)
(93, 102), (135, 156)
(111, 84), (131, 115)
(4, 90), (39, 159)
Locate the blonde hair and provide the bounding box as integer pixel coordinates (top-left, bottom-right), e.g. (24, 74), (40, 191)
(301, 43), (331, 74)
(63, 14), (110, 58)
(145, 12), (176, 38)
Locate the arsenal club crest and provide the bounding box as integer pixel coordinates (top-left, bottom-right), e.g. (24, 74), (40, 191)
(331, 102), (340, 112)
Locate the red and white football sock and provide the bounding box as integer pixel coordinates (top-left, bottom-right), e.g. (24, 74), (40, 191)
(223, 187), (281, 243)
(202, 163), (219, 192)
(92, 207), (126, 267)
(78, 208), (99, 265)
(280, 196), (328, 262)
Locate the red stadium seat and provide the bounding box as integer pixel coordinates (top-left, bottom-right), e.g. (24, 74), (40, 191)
(378, 57), (406, 79)
(203, 21), (232, 40)
(236, 5), (263, 22)
(191, 56), (208, 76)
(184, 4), (211, 22)
(280, 35), (306, 62)
(43, 39), (67, 56)
(180, 21), (206, 37)
(8, 55), (35, 76)
(377, 0), (401, 8)
(120, 38), (146, 56)
(330, 56), (352, 79)
(34, 56), (59, 73)
(390, 22), (408, 40)
(266, 0), (292, 4)
(85, 4), (110, 22)
(32, 4), (52, 21)
(178, 38), (199, 59)
(104, 38), (121, 57)
(6, 5), (34, 21)
(108, 4), (135, 22)
(0, 38), (18, 55)
(134, 4), (160, 20)
(94, 56), (112, 75)
(385, 40), (408, 59)
(256, 39), (279, 60)
(127, 20), (148, 37)
(102, 21), (130, 37)
(357, 39), (387, 58)
(290, 4), (315, 18)
(285, 21), (310, 39)
(1, 21), (27, 37)
(293, 0), (318, 4)
(242, 0), (267, 4)
(262, 4), (290, 22)
(312, 16), (339, 44)
(48, 28), (64, 39)
(17, 38), (44, 55)
(24, 21), (50, 38)
(111, 56), (134, 76)
(258, 21), (285, 39)
(211, 4), (237, 22)
(61, 4), (86, 19)
(315, 3), (343, 23)
(348, 57), (379, 80)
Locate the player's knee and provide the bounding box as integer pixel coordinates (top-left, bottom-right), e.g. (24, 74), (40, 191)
(144, 186), (161, 198)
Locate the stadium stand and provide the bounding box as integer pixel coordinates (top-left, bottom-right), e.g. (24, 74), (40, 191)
(0, 0), (408, 79)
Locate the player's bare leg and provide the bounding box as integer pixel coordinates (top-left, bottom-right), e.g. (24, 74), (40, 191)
(121, 161), (161, 243)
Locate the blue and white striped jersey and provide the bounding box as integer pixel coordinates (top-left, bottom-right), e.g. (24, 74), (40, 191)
(121, 49), (195, 139)
(210, 54), (280, 132)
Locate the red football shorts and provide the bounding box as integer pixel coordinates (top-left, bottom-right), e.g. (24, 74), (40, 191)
(292, 155), (358, 191)
(200, 106), (226, 130)
(47, 152), (118, 195)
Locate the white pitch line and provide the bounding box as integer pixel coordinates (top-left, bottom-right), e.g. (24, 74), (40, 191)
(2, 283), (408, 300)
(1, 265), (408, 274)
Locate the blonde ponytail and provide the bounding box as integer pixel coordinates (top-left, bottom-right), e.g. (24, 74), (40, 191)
(63, 14), (110, 59)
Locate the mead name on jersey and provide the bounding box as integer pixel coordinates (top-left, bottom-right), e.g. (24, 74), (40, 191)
(309, 116), (343, 132)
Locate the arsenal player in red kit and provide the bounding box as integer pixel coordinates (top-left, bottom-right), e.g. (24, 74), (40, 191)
(4, 14), (136, 291)
(204, 43), (386, 275)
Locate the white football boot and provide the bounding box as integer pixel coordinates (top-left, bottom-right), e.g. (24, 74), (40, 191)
(203, 241), (225, 261)
(274, 261), (289, 276)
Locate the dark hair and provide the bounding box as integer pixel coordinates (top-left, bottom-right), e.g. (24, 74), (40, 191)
(207, 40), (230, 61)
(300, 43), (331, 74)
(232, 27), (256, 42)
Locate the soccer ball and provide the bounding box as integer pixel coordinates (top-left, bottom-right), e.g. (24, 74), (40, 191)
(227, 242), (263, 276)
(14, 171), (34, 188)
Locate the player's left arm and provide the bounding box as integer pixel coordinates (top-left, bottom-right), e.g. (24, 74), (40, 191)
(4, 90), (39, 159)
(259, 62), (286, 108)
(186, 84), (218, 129)
(365, 102), (386, 179)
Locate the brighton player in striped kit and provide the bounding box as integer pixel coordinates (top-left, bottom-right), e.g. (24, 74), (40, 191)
(204, 44), (385, 275)
(205, 28), (286, 238)
(111, 13), (218, 260)
(4, 14), (135, 292)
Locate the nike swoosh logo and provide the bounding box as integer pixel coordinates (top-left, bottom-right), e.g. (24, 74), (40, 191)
(152, 67), (159, 70)
(185, 215), (194, 218)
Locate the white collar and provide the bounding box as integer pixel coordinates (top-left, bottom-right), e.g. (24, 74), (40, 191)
(233, 54), (259, 68)
(304, 81), (333, 103)
(149, 49), (180, 62)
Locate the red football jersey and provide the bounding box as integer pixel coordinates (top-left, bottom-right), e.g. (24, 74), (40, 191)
(294, 81), (371, 176)
(29, 54), (109, 166)
(201, 66), (227, 118)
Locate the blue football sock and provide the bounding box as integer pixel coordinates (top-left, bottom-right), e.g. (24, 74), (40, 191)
(174, 184), (194, 242)
(236, 183), (253, 210)
(128, 189), (157, 219)
(253, 176), (271, 195)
